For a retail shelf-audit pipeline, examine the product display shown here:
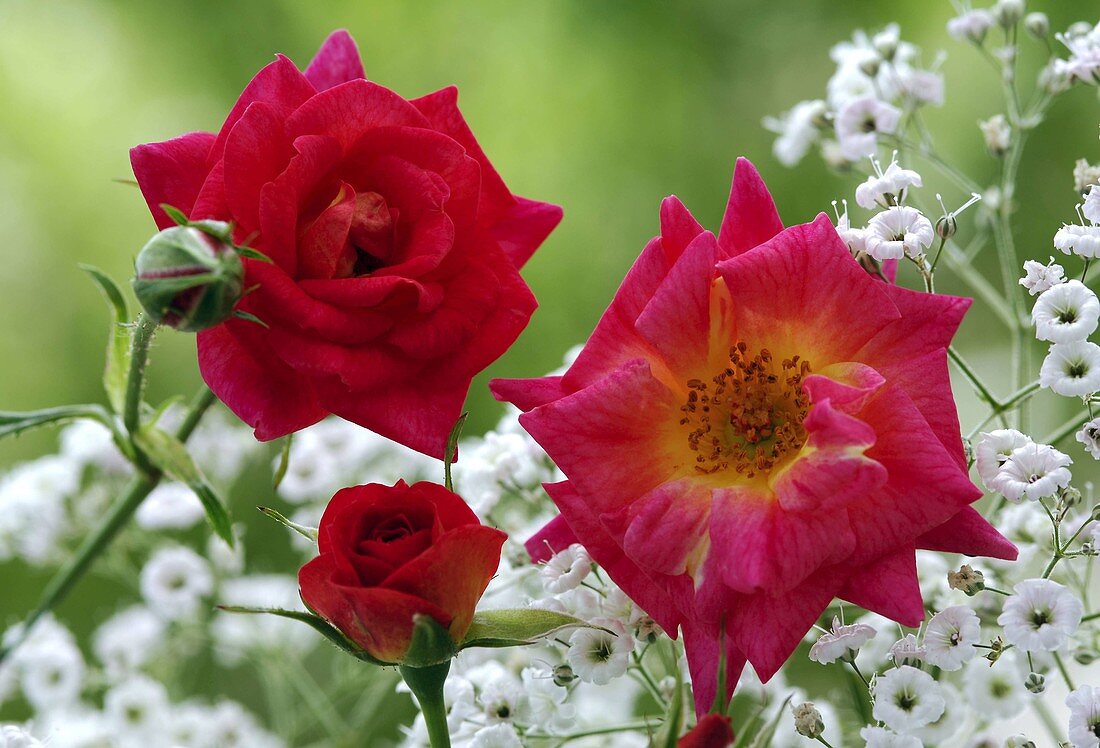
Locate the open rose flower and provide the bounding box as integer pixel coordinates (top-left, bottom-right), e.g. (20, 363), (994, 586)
(492, 158), (1016, 714)
(131, 30), (561, 457)
(298, 480), (506, 663)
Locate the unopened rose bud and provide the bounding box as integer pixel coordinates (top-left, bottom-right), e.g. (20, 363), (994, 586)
(1023, 12), (1048, 38)
(948, 564), (986, 596)
(552, 663), (576, 687)
(993, 0), (1025, 28)
(791, 702), (824, 739)
(1024, 672), (1046, 694)
(132, 224), (244, 332)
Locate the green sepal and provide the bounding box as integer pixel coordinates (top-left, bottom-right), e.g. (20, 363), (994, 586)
(133, 424), (234, 546)
(80, 264), (131, 414)
(444, 412), (468, 492)
(0, 405), (110, 441)
(272, 434), (293, 490)
(402, 614), (457, 668)
(236, 246), (274, 264)
(233, 310), (269, 328)
(216, 605), (388, 666)
(159, 203), (190, 227)
(458, 609), (597, 650)
(257, 505), (317, 542)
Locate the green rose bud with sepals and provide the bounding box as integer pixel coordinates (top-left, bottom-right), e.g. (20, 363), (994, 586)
(132, 223), (244, 333)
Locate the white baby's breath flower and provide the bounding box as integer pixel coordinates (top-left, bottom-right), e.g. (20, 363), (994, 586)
(833, 200), (867, 254)
(1040, 340), (1100, 396)
(521, 667), (574, 733)
(947, 9), (995, 43)
(855, 156), (923, 209)
(871, 665), (945, 733)
(1032, 280), (1100, 343)
(860, 725), (921, 748)
(470, 723), (523, 748)
(923, 605), (981, 671)
(764, 100), (827, 167)
(1055, 223), (1100, 258)
(204, 700), (282, 748)
(18, 644), (85, 714)
(988, 442), (1072, 501)
(834, 97), (900, 160)
(0, 725), (42, 748)
(808, 616), (876, 664)
(92, 605), (165, 681)
(1067, 684), (1100, 748)
(1077, 160), (1100, 193)
(567, 618), (633, 685)
(135, 482), (206, 531)
(865, 206), (934, 260)
(1054, 22), (1100, 85)
(1076, 417), (1100, 459)
(964, 657), (1025, 718)
(540, 543), (592, 594)
(998, 578), (1084, 651)
(1084, 185), (1100, 224)
(888, 634), (926, 667)
(479, 675), (525, 723)
(1020, 258), (1066, 296)
(975, 429), (1034, 487)
(103, 675), (170, 747)
(979, 114), (1012, 155)
(140, 546), (213, 621)
(910, 683), (966, 746)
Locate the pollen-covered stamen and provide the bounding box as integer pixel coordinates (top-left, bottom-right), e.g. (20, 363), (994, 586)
(680, 343), (813, 478)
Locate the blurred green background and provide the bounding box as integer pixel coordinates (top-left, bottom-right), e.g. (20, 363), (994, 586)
(0, 0), (1098, 740)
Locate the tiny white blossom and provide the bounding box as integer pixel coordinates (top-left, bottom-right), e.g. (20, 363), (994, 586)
(1076, 417), (1100, 459)
(865, 206), (934, 261)
(1040, 340), (1100, 396)
(833, 200), (867, 253)
(834, 97), (901, 160)
(764, 100), (827, 167)
(910, 683), (966, 746)
(923, 605), (981, 671)
(860, 725), (921, 748)
(540, 543), (592, 594)
(140, 546), (214, 621)
(947, 9), (995, 43)
(470, 723), (523, 748)
(975, 429), (1034, 487)
(521, 667), (574, 733)
(92, 605), (165, 681)
(479, 675), (526, 723)
(1076, 160), (1100, 193)
(1085, 185), (1100, 224)
(1020, 258), (1066, 296)
(989, 442), (1072, 501)
(964, 657), (1026, 718)
(0, 725), (42, 748)
(135, 482), (206, 531)
(1067, 684), (1100, 748)
(1054, 22), (1100, 85)
(888, 634), (926, 667)
(808, 616), (876, 664)
(871, 665), (945, 733)
(103, 675), (171, 747)
(18, 644), (85, 714)
(1032, 280), (1100, 343)
(855, 156), (923, 209)
(566, 618), (633, 685)
(998, 578), (1084, 651)
(979, 114), (1012, 155)
(1055, 223), (1100, 259)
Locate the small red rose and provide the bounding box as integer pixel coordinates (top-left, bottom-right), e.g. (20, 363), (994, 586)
(298, 481), (506, 663)
(678, 714), (734, 748)
(131, 30), (562, 457)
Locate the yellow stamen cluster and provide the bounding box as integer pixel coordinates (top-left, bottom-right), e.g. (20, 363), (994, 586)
(680, 342), (812, 478)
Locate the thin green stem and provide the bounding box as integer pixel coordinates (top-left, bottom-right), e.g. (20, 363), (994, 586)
(947, 347), (1000, 411)
(123, 314), (158, 435)
(1082, 611), (1100, 623)
(1053, 651), (1076, 692)
(0, 383), (215, 665)
(400, 662), (452, 748)
(816, 737), (836, 748)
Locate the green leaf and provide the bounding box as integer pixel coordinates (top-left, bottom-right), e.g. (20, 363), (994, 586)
(133, 425), (234, 546)
(272, 434), (293, 490)
(444, 412), (468, 492)
(233, 310), (269, 328)
(159, 203), (189, 226)
(236, 246), (274, 263)
(257, 505), (317, 542)
(216, 605), (387, 665)
(80, 264), (131, 414)
(402, 614), (457, 668)
(459, 609), (597, 650)
(0, 405), (109, 440)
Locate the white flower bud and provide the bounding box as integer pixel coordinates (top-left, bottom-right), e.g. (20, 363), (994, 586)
(791, 702), (824, 739)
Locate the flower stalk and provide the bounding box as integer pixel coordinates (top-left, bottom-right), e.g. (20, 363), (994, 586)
(399, 662), (453, 748)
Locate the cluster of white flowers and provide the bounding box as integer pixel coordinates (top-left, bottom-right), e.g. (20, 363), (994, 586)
(764, 24), (942, 168)
(1054, 22), (1100, 86)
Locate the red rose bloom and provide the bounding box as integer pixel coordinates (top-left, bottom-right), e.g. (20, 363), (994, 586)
(298, 481), (506, 664)
(131, 30), (561, 457)
(678, 714), (734, 748)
